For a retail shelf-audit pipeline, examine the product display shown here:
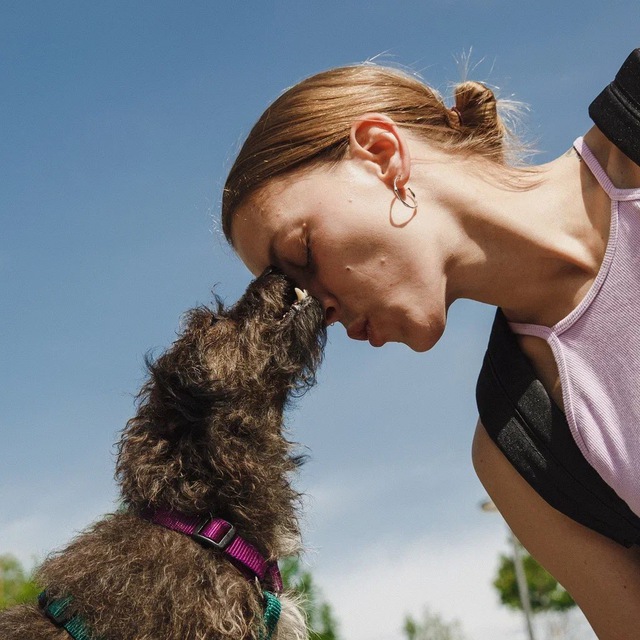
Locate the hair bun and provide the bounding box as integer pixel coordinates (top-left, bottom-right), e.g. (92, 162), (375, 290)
(453, 81), (506, 156)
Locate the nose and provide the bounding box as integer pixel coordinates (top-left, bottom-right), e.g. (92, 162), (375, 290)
(324, 304), (338, 326)
(306, 281), (339, 326)
(314, 290), (339, 326)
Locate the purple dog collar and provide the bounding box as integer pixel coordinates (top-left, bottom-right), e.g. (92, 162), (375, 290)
(149, 509), (283, 592)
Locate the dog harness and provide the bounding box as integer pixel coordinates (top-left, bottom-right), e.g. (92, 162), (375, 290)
(149, 508), (284, 592)
(39, 590), (281, 640)
(39, 511), (283, 640)
(39, 592), (102, 640)
(149, 509), (284, 639)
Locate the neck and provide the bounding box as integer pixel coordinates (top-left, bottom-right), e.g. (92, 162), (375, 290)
(413, 145), (608, 326)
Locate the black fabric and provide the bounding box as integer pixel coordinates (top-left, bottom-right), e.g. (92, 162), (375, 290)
(589, 48), (640, 166)
(476, 310), (640, 547)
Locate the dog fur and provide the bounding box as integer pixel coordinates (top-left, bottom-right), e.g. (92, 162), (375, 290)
(0, 269), (326, 640)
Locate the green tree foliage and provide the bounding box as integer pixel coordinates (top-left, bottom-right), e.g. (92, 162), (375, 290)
(0, 554), (40, 610)
(280, 557), (339, 640)
(403, 607), (467, 640)
(493, 551), (575, 613)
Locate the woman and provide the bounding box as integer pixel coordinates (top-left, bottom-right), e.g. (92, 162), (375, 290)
(222, 63), (640, 638)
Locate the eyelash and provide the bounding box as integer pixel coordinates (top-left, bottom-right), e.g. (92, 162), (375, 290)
(303, 229), (317, 277)
(305, 237), (313, 269)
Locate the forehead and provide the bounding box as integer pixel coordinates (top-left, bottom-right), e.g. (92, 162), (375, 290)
(231, 165), (340, 275)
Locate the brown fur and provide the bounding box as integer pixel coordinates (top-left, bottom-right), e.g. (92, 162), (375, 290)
(0, 269), (326, 640)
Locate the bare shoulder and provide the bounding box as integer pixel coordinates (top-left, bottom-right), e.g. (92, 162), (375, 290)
(472, 420), (640, 640)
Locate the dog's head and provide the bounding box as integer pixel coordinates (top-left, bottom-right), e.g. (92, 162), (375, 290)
(116, 269), (326, 551)
(223, 266), (326, 398)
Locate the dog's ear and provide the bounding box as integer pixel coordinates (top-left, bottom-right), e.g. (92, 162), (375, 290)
(144, 354), (230, 435)
(139, 305), (233, 437)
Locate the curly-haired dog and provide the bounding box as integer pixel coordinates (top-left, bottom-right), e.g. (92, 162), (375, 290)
(0, 268), (326, 640)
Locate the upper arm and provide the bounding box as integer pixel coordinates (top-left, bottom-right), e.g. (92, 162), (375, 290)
(472, 420), (640, 640)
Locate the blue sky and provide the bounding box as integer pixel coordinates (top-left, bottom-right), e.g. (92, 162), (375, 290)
(2, 3), (637, 638)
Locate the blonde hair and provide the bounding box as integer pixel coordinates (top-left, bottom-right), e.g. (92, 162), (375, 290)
(222, 64), (518, 242)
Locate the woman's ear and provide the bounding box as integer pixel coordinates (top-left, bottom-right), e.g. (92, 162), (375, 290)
(349, 113), (412, 189)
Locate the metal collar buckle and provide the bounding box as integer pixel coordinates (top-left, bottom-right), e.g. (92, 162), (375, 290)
(191, 516), (237, 551)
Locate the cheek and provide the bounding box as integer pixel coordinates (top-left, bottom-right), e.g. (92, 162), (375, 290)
(312, 224), (394, 292)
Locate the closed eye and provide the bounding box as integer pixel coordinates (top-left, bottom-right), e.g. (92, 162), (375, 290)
(271, 225), (315, 284)
(302, 226), (315, 276)
(305, 236), (313, 271)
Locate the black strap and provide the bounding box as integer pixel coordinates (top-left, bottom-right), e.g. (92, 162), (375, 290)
(589, 48), (640, 166)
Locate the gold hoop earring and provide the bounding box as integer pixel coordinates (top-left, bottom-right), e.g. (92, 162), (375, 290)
(393, 176), (418, 210)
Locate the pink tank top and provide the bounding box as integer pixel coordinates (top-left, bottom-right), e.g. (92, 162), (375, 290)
(509, 137), (640, 517)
